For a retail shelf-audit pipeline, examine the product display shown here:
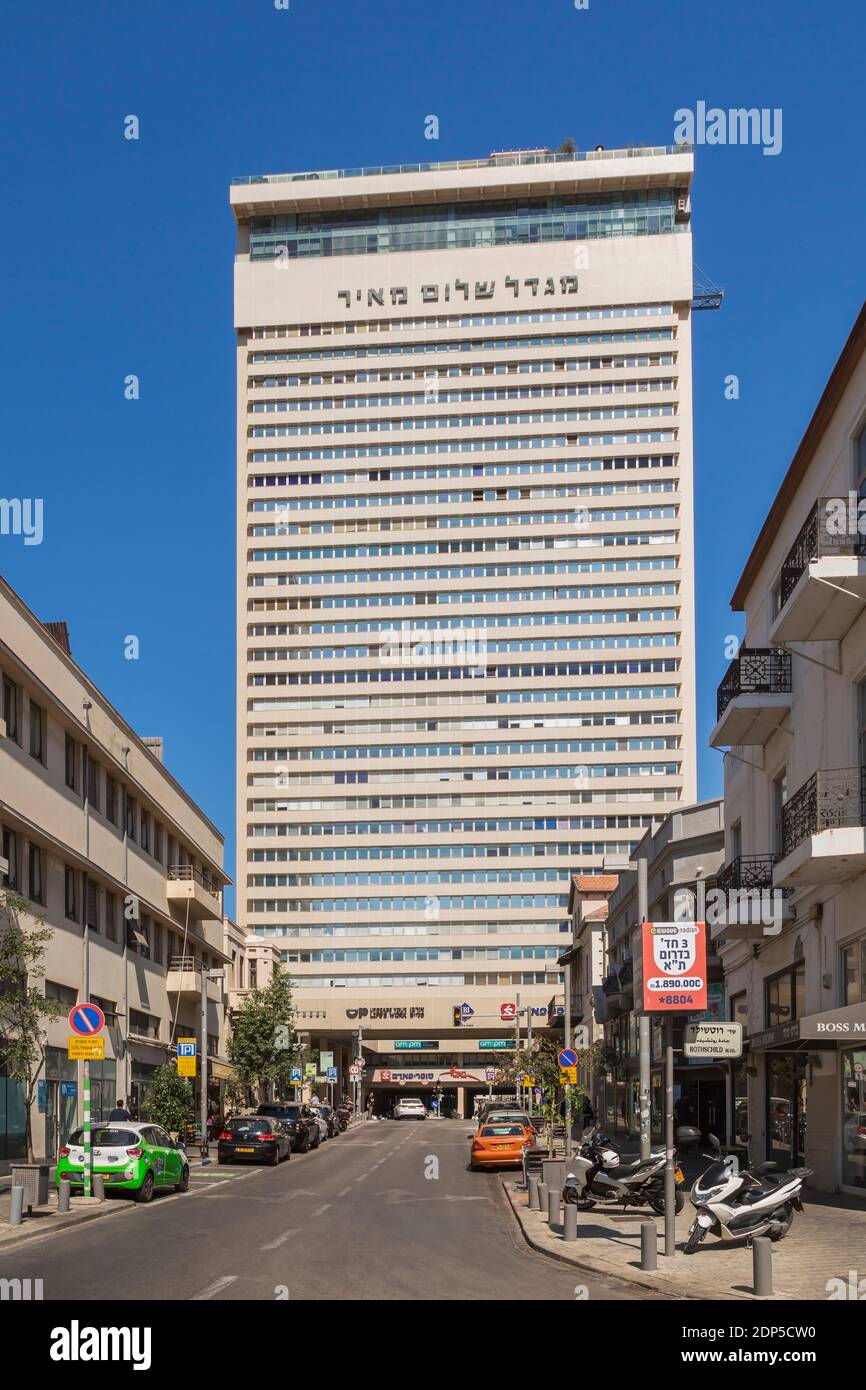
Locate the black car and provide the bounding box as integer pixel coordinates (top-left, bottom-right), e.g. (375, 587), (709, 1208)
(218, 1115), (290, 1165)
(256, 1102), (321, 1153)
(319, 1104), (341, 1138)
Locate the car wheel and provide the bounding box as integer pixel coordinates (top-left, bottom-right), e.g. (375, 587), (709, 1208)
(136, 1170), (156, 1204)
(269, 1148), (280, 1166)
(175, 1165), (190, 1193)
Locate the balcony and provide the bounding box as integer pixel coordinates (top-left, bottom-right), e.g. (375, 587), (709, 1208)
(166, 864), (222, 921)
(776, 766), (866, 886)
(600, 959), (633, 1018)
(770, 498), (866, 644)
(710, 648), (792, 748)
(710, 855), (794, 941)
(166, 955), (223, 1000)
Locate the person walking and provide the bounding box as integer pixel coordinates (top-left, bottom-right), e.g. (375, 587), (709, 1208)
(366, 1093), (375, 1120)
(109, 1098), (132, 1121)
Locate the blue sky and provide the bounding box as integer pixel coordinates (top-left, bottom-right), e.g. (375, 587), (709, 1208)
(2, 0), (865, 909)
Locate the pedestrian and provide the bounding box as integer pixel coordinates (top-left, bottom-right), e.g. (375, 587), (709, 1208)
(366, 1093), (375, 1120)
(581, 1095), (595, 1134)
(109, 1098), (132, 1121)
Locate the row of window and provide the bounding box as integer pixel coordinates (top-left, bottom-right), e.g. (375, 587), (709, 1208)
(249, 378), (676, 415)
(249, 788), (680, 812)
(287, 972), (560, 988)
(251, 711), (678, 738)
(251, 481), (677, 516)
(249, 839), (637, 861)
(251, 869), (589, 888)
(253, 919), (569, 938)
(248, 610), (679, 642)
(278, 945), (561, 962)
(249, 354), (677, 391)
(251, 657), (679, 687)
(249, 428), (678, 464)
(252, 507), (678, 540)
(248, 813), (654, 837)
(250, 529), (678, 565)
(251, 893), (569, 911)
(252, 735), (679, 762)
(248, 303), (675, 339)
(251, 404), (677, 440)
(250, 681), (679, 715)
(249, 451), (679, 489)
(250, 636), (678, 665)
(252, 555), (679, 590)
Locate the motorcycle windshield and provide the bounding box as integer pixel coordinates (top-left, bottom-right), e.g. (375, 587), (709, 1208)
(695, 1161), (728, 1190)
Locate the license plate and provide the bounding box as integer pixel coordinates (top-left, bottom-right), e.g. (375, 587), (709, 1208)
(235, 1146), (255, 1153)
(675, 1167), (684, 1182)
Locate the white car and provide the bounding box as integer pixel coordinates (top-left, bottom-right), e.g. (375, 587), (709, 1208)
(393, 1097), (427, 1120)
(310, 1110), (329, 1143)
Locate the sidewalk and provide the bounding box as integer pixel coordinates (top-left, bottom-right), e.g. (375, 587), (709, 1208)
(503, 1176), (866, 1300)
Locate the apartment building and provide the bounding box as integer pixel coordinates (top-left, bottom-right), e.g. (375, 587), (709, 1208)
(710, 301), (866, 1195)
(231, 144), (698, 1114)
(0, 578), (231, 1168)
(562, 873), (617, 1101)
(596, 800), (724, 1140)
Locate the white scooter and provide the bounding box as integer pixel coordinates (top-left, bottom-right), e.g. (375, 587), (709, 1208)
(684, 1134), (811, 1254)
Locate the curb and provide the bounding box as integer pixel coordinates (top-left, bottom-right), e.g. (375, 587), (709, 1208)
(500, 1180), (763, 1301)
(0, 1198), (132, 1254)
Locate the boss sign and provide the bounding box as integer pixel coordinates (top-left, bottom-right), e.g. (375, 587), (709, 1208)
(641, 921), (708, 1013)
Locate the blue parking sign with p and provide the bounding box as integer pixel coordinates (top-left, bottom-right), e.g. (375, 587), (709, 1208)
(178, 1040), (197, 1058)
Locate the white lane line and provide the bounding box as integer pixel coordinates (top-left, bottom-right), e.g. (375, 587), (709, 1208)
(337, 1186), (352, 1198)
(261, 1229), (299, 1250)
(354, 1173), (368, 1183)
(193, 1275), (238, 1301)
(310, 1203), (331, 1217)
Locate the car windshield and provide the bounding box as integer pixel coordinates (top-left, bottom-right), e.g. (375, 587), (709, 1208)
(67, 1127), (139, 1147)
(481, 1125), (524, 1136)
(227, 1119), (270, 1135)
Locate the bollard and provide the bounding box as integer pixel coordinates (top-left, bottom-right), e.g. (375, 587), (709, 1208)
(563, 1203), (578, 1242)
(57, 1180), (71, 1214)
(538, 1181), (548, 1214)
(640, 1220), (658, 1271)
(547, 1186), (560, 1229)
(528, 1175), (541, 1210)
(9, 1185), (24, 1226)
(92, 1174), (105, 1202)
(752, 1236), (773, 1297)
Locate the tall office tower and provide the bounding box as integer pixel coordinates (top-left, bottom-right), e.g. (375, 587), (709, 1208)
(231, 146), (697, 1114)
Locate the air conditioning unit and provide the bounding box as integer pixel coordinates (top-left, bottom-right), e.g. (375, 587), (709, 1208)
(675, 197), (690, 224)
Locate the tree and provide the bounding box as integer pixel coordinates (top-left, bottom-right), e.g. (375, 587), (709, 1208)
(500, 1036), (588, 1134)
(0, 890), (65, 1161)
(557, 137), (576, 154)
(227, 965), (295, 1104)
(140, 1063), (194, 1136)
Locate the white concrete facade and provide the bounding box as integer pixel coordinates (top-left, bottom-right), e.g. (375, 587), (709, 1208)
(716, 302), (866, 1195)
(231, 146), (698, 1107)
(0, 579), (230, 1167)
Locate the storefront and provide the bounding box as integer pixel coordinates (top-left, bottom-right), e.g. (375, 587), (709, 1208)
(841, 1046), (866, 1192)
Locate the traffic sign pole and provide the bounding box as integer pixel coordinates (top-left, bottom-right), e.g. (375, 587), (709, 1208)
(83, 1061), (91, 1199)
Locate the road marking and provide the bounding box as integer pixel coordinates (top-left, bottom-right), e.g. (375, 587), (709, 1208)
(261, 1229), (299, 1250)
(193, 1275), (238, 1301)
(310, 1203), (331, 1217)
(354, 1173), (368, 1183)
(337, 1186), (352, 1198)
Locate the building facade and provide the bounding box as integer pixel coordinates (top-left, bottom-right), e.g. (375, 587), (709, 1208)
(0, 579), (231, 1169)
(710, 301), (866, 1196)
(231, 145), (699, 1114)
(597, 799), (724, 1141)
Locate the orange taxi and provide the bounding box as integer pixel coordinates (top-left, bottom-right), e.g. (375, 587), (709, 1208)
(470, 1120), (533, 1170)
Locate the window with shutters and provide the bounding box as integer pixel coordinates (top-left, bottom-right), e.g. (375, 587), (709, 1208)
(65, 734), (78, 791)
(85, 879), (99, 932)
(65, 867), (78, 921)
(106, 775), (118, 826)
(105, 892), (117, 943)
(2, 674), (19, 742)
(29, 700), (45, 762)
(2, 828), (18, 889)
(86, 753), (100, 811)
(28, 843), (44, 904)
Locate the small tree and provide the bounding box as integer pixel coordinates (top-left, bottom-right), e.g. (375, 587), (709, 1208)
(500, 1036), (587, 1135)
(0, 889), (65, 1162)
(227, 964), (295, 1103)
(140, 1063), (194, 1135)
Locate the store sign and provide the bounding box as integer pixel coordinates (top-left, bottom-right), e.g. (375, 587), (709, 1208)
(337, 275), (579, 311)
(478, 1040), (514, 1050)
(641, 921), (707, 1013)
(393, 1040), (440, 1050)
(346, 1007), (425, 1020)
(684, 1023), (743, 1059)
(319, 1051), (334, 1071)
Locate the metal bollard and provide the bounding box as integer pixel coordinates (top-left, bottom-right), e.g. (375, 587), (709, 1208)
(57, 1180), (71, 1214)
(640, 1220), (657, 1271)
(563, 1203), (578, 1241)
(528, 1175), (541, 1210)
(538, 1181), (548, 1214)
(9, 1185), (24, 1226)
(752, 1236), (773, 1297)
(547, 1186), (560, 1229)
(92, 1174), (105, 1202)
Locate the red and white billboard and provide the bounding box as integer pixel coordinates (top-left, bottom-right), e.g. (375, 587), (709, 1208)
(641, 921), (707, 1013)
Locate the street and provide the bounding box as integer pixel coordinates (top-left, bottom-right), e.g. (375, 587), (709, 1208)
(0, 1122), (647, 1301)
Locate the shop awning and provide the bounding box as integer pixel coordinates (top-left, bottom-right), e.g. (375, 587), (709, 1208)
(209, 1060), (238, 1082)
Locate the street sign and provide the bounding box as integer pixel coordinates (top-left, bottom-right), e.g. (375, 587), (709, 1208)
(641, 921), (708, 1013)
(304, 1063), (316, 1078)
(557, 1048), (578, 1069)
(68, 1037), (104, 1060)
(684, 1022), (743, 1058)
(177, 1038), (197, 1076)
(500, 1002), (517, 1021)
(327, 1066), (337, 1079)
(519, 1073), (535, 1086)
(68, 1003), (105, 1036)
(460, 1002), (475, 1018)
(560, 1066), (578, 1084)
(319, 1050), (334, 1071)
(290, 1066), (303, 1084)
(485, 1068), (496, 1082)
(573, 1025), (590, 1048)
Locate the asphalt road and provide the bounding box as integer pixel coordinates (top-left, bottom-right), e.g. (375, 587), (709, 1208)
(0, 1120), (647, 1301)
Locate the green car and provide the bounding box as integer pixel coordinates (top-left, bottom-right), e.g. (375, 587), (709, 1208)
(56, 1122), (190, 1202)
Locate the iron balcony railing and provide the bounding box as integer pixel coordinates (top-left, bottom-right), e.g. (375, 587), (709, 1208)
(781, 765), (866, 859)
(231, 144), (692, 186)
(779, 497), (866, 607)
(716, 647), (792, 720)
(716, 854), (776, 895)
(167, 955), (202, 974)
(167, 864), (221, 901)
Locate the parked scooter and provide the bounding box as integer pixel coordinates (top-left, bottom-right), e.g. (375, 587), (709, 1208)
(562, 1128), (686, 1215)
(684, 1134), (811, 1254)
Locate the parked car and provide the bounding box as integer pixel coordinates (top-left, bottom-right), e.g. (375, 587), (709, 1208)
(394, 1097), (427, 1120)
(319, 1104), (341, 1138)
(56, 1123), (189, 1202)
(477, 1108), (535, 1134)
(470, 1122), (533, 1171)
(310, 1109), (329, 1143)
(218, 1115), (290, 1165)
(256, 1102), (320, 1153)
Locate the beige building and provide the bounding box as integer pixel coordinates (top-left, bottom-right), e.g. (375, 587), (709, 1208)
(231, 145), (698, 1114)
(710, 300), (866, 1196)
(0, 578), (231, 1168)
